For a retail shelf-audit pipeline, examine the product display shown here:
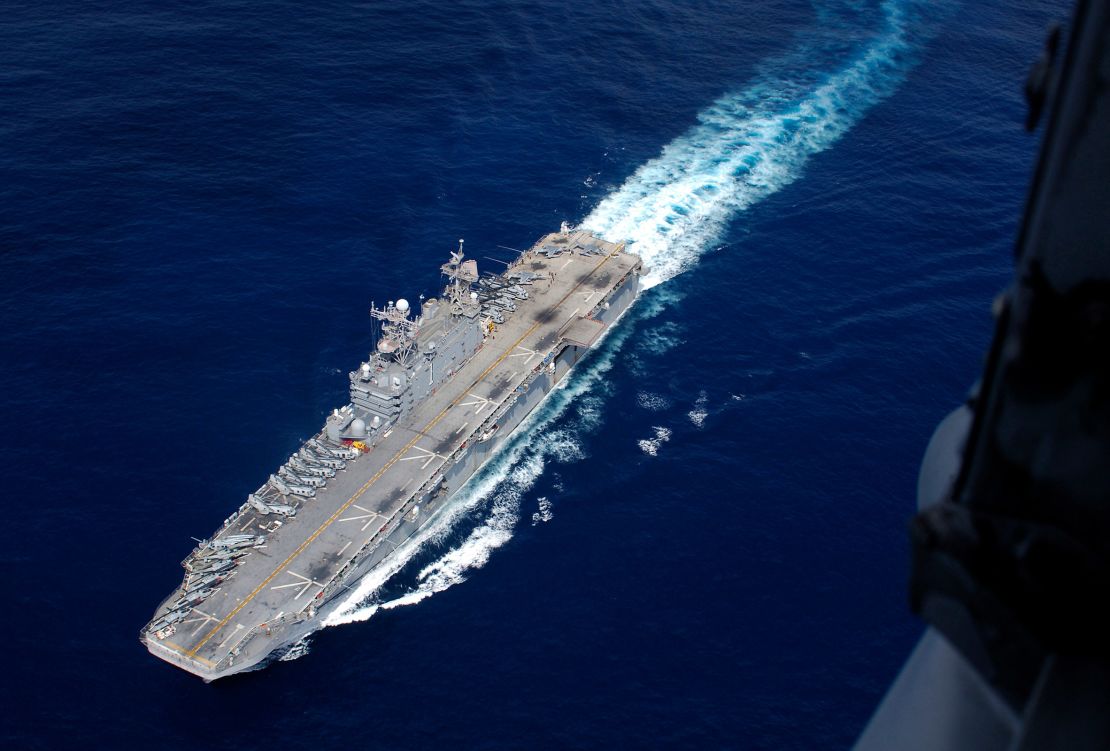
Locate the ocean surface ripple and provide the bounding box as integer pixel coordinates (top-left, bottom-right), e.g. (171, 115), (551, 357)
(0, 0), (1063, 748)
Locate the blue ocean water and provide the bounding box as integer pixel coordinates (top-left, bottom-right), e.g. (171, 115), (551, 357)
(0, 0), (1067, 748)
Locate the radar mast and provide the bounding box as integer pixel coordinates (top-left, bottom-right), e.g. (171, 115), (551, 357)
(369, 298), (418, 368)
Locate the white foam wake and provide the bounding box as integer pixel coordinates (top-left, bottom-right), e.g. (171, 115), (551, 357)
(532, 496), (553, 525)
(324, 439), (549, 626)
(582, 0), (919, 288)
(637, 426), (673, 457)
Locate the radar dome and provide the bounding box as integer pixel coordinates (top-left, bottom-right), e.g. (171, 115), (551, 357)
(350, 418), (367, 437)
(396, 298), (410, 312)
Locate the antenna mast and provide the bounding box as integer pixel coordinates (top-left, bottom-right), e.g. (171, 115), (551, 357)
(440, 238), (479, 314)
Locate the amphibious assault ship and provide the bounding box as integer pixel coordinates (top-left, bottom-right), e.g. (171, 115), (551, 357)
(142, 226), (641, 680)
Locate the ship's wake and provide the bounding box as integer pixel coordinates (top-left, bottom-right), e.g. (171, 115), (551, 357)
(322, 0), (931, 636)
(583, 0), (924, 288)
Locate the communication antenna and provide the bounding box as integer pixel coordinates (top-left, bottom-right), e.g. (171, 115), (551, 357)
(440, 237), (479, 312)
(457, 239), (464, 300)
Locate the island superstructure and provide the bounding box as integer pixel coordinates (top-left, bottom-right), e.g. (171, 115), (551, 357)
(141, 226), (641, 680)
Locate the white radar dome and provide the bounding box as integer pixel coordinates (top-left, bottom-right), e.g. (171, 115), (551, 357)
(395, 298), (410, 312)
(350, 418), (367, 437)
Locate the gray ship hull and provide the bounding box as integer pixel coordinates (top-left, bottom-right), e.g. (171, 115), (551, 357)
(143, 230), (640, 680)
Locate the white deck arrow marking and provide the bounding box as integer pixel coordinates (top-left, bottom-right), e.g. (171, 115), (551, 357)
(459, 393), (491, 413)
(182, 608), (219, 637)
(399, 445), (444, 470)
(508, 346), (537, 365)
(581, 291), (596, 304)
(339, 503), (383, 532)
(270, 571), (324, 600)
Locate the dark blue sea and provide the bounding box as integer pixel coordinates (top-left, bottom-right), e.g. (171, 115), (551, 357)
(1, 0), (1068, 748)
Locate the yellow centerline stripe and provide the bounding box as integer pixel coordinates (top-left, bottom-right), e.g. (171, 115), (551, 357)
(160, 639), (216, 667)
(187, 250), (618, 660)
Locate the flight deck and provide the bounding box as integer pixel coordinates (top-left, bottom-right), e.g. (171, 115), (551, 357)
(143, 229), (641, 679)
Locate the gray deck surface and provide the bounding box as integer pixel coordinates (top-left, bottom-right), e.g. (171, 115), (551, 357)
(148, 233), (637, 672)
